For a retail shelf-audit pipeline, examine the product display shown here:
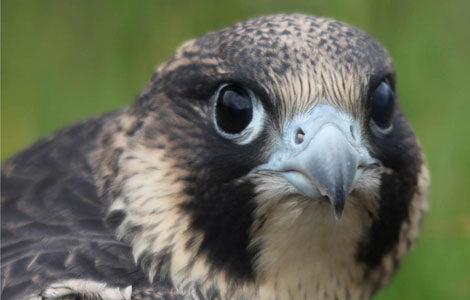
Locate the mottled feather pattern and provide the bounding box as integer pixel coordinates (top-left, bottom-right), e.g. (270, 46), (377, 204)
(1, 114), (182, 299)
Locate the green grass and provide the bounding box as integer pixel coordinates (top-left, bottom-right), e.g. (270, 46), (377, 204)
(2, 1), (469, 299)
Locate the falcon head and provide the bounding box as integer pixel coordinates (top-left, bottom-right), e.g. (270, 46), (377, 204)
(98, 14), (429, 299)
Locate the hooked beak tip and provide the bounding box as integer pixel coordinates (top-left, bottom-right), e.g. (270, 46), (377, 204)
(323, 193), (345, 220)
(333, 202), (345, 220)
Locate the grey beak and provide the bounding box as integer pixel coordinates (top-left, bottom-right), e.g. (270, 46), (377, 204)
(253, 105), (378, 218)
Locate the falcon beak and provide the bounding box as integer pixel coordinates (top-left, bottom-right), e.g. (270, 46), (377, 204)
(253, 105), (379, 218)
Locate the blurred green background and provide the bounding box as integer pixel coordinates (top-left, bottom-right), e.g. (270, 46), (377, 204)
(2, 0), (469, 299)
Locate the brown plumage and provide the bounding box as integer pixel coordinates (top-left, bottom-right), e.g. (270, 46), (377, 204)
(1, 14), (428, 299)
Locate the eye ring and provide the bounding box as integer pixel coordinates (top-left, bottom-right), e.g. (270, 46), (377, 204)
(370, 80), (395, 135)
(370, 118), (393, 137)
(212, 83), (265, 144)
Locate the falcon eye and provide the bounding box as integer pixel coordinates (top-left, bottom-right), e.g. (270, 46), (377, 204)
(215, 85), (253, 134)
(371, 81), (395, 130)
(213, 83), (265, 144)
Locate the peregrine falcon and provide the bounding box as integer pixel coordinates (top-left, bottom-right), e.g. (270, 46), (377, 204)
(1, 14), (429, 300)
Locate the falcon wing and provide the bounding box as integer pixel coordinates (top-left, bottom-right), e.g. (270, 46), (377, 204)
(1, 114), (181, 299)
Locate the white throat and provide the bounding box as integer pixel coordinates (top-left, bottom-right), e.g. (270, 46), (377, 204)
(248, 171), (381, 299)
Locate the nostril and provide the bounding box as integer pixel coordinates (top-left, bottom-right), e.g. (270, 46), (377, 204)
(295, 128), (305, 144)
(350, 125), (356, 141)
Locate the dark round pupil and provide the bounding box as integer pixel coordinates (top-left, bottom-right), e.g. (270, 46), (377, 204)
(216, 85), (253, 134)
(371, 81), (395, 128)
